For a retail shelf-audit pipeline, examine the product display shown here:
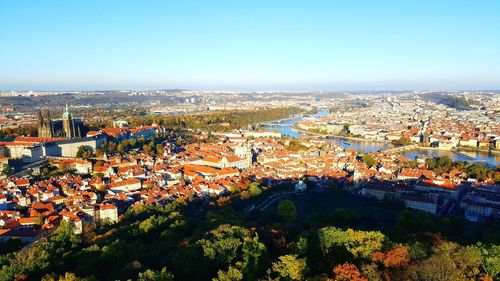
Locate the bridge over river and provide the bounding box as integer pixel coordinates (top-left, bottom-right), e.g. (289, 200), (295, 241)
(381, 145), (496, 168)
(382, 144), (420, 154)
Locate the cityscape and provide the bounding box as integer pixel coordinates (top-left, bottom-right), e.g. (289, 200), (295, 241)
(1, 1), (500, 281)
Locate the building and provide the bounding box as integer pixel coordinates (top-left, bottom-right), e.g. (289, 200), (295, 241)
(107, 178), (142, 193)
(0, 142), (44, 162)
(98, 204), (118, 223)
(402, 194), (438, 214)
(0, 135), (107, 161)
(37, 105), (82, 139)
(62, 104), (78, 138)
(38, 110), (54, 138)
(44, 136), (107, 158)
(57, 159), (93, 174)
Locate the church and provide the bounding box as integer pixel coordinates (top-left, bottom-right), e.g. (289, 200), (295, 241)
(37, 104), (83, 138)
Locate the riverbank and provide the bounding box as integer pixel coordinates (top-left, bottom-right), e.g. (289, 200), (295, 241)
(262, 111), (498, 166)
(458, 146), (500, 155)
(295, 125), (499, 157)
(292, 125), (392, 144)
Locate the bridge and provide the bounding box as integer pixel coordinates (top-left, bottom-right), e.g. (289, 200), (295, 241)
(454, 151), (496, 169)
(382, 146), (496, 169)
(260, 123), (290, 127)
(382, 144), (420, 154)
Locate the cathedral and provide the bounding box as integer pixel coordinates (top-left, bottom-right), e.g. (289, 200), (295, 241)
(37, 105), (82, 138)
(37, 110), (54, 138)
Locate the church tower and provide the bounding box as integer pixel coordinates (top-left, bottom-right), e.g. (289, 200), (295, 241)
(37, 109), (54, 138)
(62, 104), (75, 138)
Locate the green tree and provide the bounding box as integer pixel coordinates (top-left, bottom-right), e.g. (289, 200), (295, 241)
(41, 272), (83, 281)
(480, 244), (500, 280)
(197, 224), (266, 278)
(240, 234), (267, 280)
(76, 146), (93, 159)
(317, 227), (384, 260)
(271, 255), (307, 281)
(277, 200), (297, 222)
(137, 267), (174, 281)
(343, 124), (350, 133)
(362, 154), (377, 168)
(247, 182), (262, 197)
(213, 266), (243, 281)
(0, 163), (13, 177)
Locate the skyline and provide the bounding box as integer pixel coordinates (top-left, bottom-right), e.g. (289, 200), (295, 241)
(1, 0), (500, 91)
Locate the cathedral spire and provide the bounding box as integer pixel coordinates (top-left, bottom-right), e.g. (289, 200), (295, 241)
(38, 109), (44, 125)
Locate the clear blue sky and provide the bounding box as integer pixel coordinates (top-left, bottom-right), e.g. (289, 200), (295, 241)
(1, 0), (499, 91)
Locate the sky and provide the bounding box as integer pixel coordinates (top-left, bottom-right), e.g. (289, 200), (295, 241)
(0, 0), (499, 91)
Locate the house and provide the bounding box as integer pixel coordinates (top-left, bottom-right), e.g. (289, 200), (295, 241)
(107, 178), (142, 193)
(58, 159), (93, 174)
(461, 200), (500, 222)
(415, 179), (461, 199)
(361, 183), (396, 201)
(98, 203), (118, 223)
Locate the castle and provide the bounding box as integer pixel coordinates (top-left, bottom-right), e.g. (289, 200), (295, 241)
(38, 104), (81, 138)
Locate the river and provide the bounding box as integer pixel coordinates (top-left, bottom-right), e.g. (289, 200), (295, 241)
(263, 110), (499, 166)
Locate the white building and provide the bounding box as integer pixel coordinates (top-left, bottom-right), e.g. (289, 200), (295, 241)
(402, 194), (438, 214)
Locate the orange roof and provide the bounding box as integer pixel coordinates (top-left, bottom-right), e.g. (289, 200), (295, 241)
(107, 178), (141, 188)
(19, 217), (39, 225)
(14, 136), (64, 143)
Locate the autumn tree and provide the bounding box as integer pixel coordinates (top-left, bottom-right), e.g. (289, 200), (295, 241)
(271, 255), (307, 281)
(372, 246), (410, 268)
(332, 263), (367, 281)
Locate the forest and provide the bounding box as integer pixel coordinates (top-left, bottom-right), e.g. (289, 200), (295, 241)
(125, 107), (304, 131)
(1, 183), (499, 281)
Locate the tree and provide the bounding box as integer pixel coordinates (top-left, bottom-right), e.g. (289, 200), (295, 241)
(156, 144), (164, 156)
(271, 255), (307, 281)
(197, 224), (266, 278)
(394, 136), (411, 146)
(137, 267), (174, 281)
(247, 182), (262, 197)
(362, 154), (377, 168)
(407, 253), (463, 281)
(241, 234), (267, 280)
(95, 149), (104, 157)
(0, 163), (13, 177)
(277, 200), (297, 222)
(288, 140), (307, 151)
(372, 246), (410, 268)
(41, 272), (83, 281)
(51, 220), (81, 249)
(317, 227), (385, 260)
(213, 266), (243, 281)
(342, 124), (350, 133)
(332, 263), (367, 281)
(76, 146), (93, 159)
(480, 244), (500, 280)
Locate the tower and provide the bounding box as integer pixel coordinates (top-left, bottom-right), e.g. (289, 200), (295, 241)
(37, 109), (54, 138)
(62, 104), (75, 138)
